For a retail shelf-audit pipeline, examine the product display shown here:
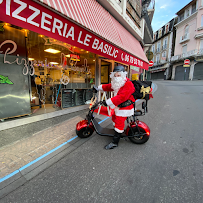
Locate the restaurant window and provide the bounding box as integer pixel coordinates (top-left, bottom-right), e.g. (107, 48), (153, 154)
(27, 32), (96, 109)
(0, 22), (96, 119)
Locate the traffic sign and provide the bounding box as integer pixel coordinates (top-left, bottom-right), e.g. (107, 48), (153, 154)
(149, 61), (154, 67)
(184, 59), (190, 65)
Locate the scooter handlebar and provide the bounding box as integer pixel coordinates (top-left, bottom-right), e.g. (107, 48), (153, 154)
(90, 101), (103, 111)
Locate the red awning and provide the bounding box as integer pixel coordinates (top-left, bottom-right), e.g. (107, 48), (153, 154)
(38, 0), (148, 67)
(0, 0), (149, 70)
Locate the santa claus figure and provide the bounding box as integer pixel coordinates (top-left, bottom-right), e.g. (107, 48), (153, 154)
(94, 65), (135, 149)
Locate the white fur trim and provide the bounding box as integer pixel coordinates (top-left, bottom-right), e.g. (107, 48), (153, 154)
(115, 108), (134, 117)
(106, 98), (116, 109)
(98, 85), (103, 91)
(115, 127), (124, 133)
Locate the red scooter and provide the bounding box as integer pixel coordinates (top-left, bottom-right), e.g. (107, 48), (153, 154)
(76, 99), (150, 144)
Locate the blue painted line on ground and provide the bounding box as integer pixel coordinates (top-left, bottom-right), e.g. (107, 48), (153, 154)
(67, 136), (78, 143)
(0, 116), (108, 183)
(19, 142), (68, 171)
(0, 170), (19, 183)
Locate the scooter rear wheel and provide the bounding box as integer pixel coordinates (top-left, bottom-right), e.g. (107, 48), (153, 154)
(77, 127), (94, 138)
(128, 127), (149, 144)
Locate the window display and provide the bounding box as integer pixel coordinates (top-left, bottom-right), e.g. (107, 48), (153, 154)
(0, 22), (96, 119)
(27, 30), (96, 111)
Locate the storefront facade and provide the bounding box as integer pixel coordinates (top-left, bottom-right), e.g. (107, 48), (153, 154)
(0, 0), (148, 120)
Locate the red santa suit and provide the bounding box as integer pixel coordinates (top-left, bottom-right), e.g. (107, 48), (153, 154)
(98, 78), (135, 133)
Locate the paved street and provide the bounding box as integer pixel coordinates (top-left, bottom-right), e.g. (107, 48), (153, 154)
(1, 80), (203, 203)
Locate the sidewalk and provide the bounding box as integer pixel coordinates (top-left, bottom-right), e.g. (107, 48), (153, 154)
(0, 108), (111, 198)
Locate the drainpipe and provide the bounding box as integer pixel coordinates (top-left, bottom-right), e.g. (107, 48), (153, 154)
(122, 0), (127, 17)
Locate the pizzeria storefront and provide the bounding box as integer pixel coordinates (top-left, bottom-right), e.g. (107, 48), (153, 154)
(0, 0), (148, 121)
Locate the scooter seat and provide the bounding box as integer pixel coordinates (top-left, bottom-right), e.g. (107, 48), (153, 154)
(134, 110), (142, 116)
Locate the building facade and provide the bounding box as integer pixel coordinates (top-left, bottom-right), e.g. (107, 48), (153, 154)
(142, 0), (155, 80)
(149, 18), (176, 80)
(98, 0), (154, 79)
(171, 0), (203, 80)
(0, 0), (149, 121)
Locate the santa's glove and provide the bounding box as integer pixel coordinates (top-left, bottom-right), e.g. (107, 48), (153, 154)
(102, 100), (108, 107)
(92, 85), (98, 93)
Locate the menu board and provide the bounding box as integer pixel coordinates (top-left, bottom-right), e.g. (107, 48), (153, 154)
(85, 89), (93, 101)
(62, 89), (93, 108)
(75, 89), (85, 106)
(61, 89), (74, 108)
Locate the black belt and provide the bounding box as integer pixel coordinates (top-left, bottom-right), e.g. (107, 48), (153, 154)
(118, 100), (133, 108)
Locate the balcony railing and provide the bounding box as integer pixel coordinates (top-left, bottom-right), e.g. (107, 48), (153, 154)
(171, 55), (181, 61)
(199, 49), (203, 55)
(171, 49), (199, 62)
(179, 33), (190, 43)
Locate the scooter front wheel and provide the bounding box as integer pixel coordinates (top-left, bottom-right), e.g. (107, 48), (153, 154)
(77, 127), (94, 138)
(128, 127), (149, 144)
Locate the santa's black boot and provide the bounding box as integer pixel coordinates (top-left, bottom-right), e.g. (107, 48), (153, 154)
(104, 131), (121, 150)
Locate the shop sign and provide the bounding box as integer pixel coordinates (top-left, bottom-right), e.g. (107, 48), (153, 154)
(130, 65), (139, 72)
(0, 0), (148, 70)
(0, 39), (92, 78)
(0, 40), (35, 76)
(151, 68), (166, 73)
(70, 54), (80, 60)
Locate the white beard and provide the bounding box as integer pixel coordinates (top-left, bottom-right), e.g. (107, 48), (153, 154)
(110, 71), (127, 95)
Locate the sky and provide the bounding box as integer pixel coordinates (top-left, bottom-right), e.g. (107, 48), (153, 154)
(151, 0), (194, 32)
